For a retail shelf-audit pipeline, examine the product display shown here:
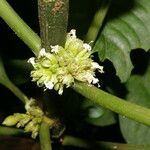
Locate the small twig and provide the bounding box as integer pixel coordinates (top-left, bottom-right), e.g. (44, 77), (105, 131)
(0, 126), (25, 136)
(0, 58), (28, 104)
(62, 135), (150, 150)
(72, 82), (150, 126)
(62, 135), (90, 149)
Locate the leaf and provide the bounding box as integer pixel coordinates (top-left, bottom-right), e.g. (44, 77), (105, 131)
(94, 0), (150, 82)
(119, 64), (150, 145)
(82, 99), (116, 126)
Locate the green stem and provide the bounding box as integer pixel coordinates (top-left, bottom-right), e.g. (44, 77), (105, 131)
(0, 58), (28, 104)
(5, 80), (29, 104)
(72, 82), (150, 126)
(43, 116), (55, 126)
(62, 135), (89, 149)
(39, 122), (52, 150)
(38, 1), (69, 149)
(85, 0), (111, 42)
(0, 126), (25, 136)
(0, 0), (41, 55)
(62, 135), (150, 150)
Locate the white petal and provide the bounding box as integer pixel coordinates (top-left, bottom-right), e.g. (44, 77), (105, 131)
(84, 72), (99, 85)
(92, 77), (99, 84)
(83, 43), (92, 51)
(58, 88), (63, 95)
(50, 45), (59, 53)
(84, 72), (93, 84)
(98, 66), (104, 73)
(44, 81), (54, 89)
(39, 48), (46, 57)
(69, 29), (76, 38)
(91, 62), (104, 73)
(91, 62), (100, 68)
(28, 57), (35, 65)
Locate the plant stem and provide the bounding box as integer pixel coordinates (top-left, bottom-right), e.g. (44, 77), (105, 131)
(43, 116), (55, 126)
(62, 135), (89, 149)
(62, 135), (150, 150)
(0, 58), (28, 104)
(0, 0), (41, 56)
(39, 122), (52, 150)
(38, 1), (69, 149)
(72, 82), (150, 126)
(0, 126), (25, 136)
(85, 0), (111, 42)
(38, 0), (69, 51)
(4, 80), (29, 104)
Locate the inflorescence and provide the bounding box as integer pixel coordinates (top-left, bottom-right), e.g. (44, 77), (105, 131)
(28, 29), (104, 95)
(3, 99), (44, 139)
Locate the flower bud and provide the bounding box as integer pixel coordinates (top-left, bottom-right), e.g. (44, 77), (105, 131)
(16, 115), (31, 128)
(2, 112), (33, 127)
(31, 124), (40, 139)
(2, 115), (20, 126)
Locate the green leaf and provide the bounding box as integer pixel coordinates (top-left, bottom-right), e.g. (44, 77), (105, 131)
(119, 64), (150, 145)
(82, 99), (116, 126)
(94, 0), (150, 82)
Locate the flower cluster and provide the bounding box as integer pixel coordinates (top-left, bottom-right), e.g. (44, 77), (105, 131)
(2, 99), (44, 139)
(28, 29), (104, 94)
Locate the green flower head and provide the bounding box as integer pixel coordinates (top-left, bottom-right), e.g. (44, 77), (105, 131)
(28, 29), (104, 94)
(2, 99), (44, 139)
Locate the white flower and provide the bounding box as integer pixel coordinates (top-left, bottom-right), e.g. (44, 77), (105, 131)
(28, 57), (35, 65)
(69, 29), (76, 38)
(83, 43), (92, 51)
(39, 48), (47, 57)
(91, 62), (104, 73)
(92, 77), (99, 84)
(58, 87), (63, 95)
(83, 72), (99, 85)
(84, 72), (94, 84)
(44, 81), (54, 90)
(51, 45), (59, 53)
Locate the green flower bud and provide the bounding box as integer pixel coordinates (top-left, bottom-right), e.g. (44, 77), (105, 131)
(16, 115), (32, 128)
(41, 59), (51, 68)
(24, 119), (36, 132)
(25, 99), (44, 117)
(28, 107), (44, 117)
(3, 98), (45, 139)
(2, 115), (20, 126)
(66, 39), (84, 55)
(31, 124), (40, 139)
